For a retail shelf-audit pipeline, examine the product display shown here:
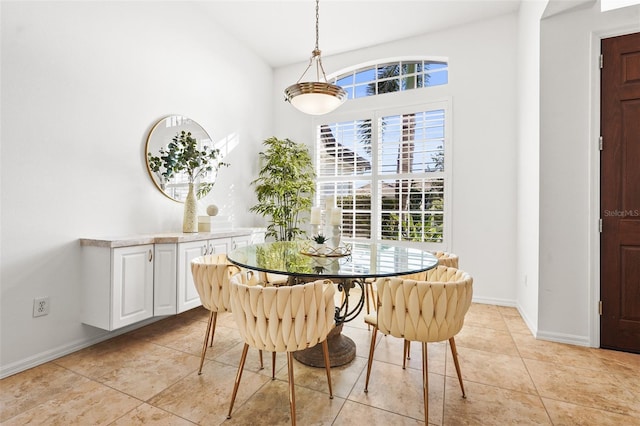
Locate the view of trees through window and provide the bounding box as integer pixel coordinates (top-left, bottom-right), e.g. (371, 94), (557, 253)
(331, 60), (448, 100)
(317, 60), (449, 244)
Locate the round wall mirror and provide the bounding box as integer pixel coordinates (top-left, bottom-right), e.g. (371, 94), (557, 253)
(145, 115), (217, 202)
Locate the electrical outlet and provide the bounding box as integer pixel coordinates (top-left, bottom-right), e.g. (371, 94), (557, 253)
(33, 297), (50, 317)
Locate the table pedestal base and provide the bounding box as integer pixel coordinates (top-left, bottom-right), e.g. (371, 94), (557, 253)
(293, 323), (355, 367)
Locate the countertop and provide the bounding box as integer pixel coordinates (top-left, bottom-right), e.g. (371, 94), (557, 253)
(80, 228), (264, 248)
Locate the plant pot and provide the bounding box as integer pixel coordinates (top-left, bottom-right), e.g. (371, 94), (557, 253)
(314, 243), (328, 255)
(183, 183), (198, 233)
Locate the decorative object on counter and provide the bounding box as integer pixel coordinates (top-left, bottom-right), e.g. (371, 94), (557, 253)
(250, 137), (315, 241)
(183, 183), (198, 233)
(206, 204), (219, 216)
(199, 204), (220, 232)
(146, 116), (229, 233)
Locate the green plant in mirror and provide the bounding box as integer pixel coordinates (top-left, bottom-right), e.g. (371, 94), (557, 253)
(147, 130), (229, 199)
(250, 137), (315, 241)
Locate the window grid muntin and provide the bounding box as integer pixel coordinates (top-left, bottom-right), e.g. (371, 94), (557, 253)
(378, 109), (446, 174)
(331, 60), (449, 100)
(317, 121), (372, 178)
(315, 103), (448, 245)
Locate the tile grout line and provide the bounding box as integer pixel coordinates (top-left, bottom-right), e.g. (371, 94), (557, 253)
(500, 309), (554, 424)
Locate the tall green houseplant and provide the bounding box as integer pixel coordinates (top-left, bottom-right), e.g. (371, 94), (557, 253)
(250, 137), (315, 241)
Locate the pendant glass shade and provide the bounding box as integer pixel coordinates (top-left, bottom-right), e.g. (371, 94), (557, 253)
(284, 82), (347, 115)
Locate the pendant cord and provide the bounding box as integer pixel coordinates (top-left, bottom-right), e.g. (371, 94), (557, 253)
(315, 0), (320, 52)
(294, 0), (329, 84)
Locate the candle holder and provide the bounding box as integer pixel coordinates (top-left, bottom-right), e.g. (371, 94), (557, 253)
(329, 225), (341, 249)
(310, 223), (321, 239)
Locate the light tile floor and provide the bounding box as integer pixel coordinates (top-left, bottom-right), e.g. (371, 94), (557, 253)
(2, 297), (640, 425)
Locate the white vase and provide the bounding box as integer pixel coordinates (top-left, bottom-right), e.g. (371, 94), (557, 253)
(183, 183), (198, 233)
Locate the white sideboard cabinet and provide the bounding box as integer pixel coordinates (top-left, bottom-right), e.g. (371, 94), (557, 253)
(80, 229), (265, 331)
(81, 243), (155, 330)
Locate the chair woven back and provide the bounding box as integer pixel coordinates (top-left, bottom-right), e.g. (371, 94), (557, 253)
(433, 251), (459, 268)
(230, 277), (335, 353)
(375, 265), (472, 343)
(399, 251), (459, 281)
(191, 254), (241, 313)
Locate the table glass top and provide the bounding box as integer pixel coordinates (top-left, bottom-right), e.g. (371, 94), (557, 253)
(227, 241), (438, 280)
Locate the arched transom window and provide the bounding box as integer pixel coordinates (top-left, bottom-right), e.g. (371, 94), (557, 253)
(329, 58), (448, 100)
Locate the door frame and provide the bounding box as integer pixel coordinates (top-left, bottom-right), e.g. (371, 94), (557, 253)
(589, 26), (640, 348)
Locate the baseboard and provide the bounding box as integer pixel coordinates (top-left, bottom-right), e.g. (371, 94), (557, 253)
(471, 296), (517, 307)
(535, 329), (592, 347)
(471, 298), (591, 348)
(516, 305), (538, 336)
(0, 317), (163, 379)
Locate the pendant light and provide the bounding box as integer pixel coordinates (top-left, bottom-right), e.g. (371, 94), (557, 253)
(284, 0), (347, 115)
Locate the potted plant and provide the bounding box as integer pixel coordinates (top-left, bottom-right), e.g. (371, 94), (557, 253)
(147, 130), (228, 232)
(250, 137), (316, 241)
(311, 233), (328, 254)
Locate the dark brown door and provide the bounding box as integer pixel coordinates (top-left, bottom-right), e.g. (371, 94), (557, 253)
(601, 32), (640, 353)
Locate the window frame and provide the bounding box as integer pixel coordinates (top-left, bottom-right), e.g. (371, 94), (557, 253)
(312, 99), (452, 251)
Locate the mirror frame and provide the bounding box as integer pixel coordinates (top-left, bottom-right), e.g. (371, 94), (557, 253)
(145, 115), (215, 203)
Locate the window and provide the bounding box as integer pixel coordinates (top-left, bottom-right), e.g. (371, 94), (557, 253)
(331, 59), (448, 100)
(315, 102), (450, 247)
(316, 57), (451, 247)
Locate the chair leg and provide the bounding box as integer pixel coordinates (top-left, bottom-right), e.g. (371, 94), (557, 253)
(364, 281), (376, 330)
(402, 340), (410, 369)
(449, 337), (466, 398)
(227, 343), (249, 419)
(364, 282), (371, 315)
(198, 311), (216, 375)
(209, 311), (218, 347)
(272, 352), (276, 379)
(367, 281), (376, 310)
(321, 340), (333, 399)
(286, 352), (297, 426)
(259, 350), (264, 370)
(422, 342), (429, 425)
(364, 327), (378, 392)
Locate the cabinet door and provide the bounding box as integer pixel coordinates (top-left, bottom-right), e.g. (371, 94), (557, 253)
(231, 235), (251, 251)
(208, 237), (231, 255)
(177, 241), (207, 313)
(250, 231), (266, 244)
(112, 245), (154, 329)
(154, 244), (177, 316)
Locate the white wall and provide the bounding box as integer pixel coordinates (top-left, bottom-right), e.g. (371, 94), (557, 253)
(515, 0), (547, 336)
(274, 13), (519, 306)
(538, 1), (640, 345)
(0, 1), (272, 376)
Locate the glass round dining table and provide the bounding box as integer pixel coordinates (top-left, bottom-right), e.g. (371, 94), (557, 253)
(227, 240), (439, 367)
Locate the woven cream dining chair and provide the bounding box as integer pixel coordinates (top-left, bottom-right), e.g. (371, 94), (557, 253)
(191, 254), (266, 375)
(227, 276), (336, 426)
(363, 251), (459, 308)
(364, 266), (473, 424)
(360, 251), (459, 332)
(399, 251), (460, 365)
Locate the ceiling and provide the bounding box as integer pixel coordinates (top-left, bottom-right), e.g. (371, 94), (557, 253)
(197, 0), (523, 68)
